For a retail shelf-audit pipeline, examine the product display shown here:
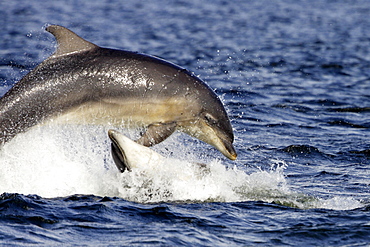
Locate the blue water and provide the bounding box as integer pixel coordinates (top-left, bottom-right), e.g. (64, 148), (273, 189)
(1, 0), (370, 245)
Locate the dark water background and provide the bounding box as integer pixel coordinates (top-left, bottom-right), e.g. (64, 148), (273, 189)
(1, 0), (370, 246)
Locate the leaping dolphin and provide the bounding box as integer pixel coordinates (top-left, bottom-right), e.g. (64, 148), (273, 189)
(0, 25), (237, 160)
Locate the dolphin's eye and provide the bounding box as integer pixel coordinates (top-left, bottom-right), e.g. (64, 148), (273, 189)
(204, 113), (217, 126)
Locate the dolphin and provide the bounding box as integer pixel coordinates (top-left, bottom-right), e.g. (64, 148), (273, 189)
(0, 25), (237, 160)
(108, 129), (164, 172)
(108, 129), (209, 174)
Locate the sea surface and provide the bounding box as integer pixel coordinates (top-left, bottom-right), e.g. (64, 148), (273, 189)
(0, 0), (370, 246)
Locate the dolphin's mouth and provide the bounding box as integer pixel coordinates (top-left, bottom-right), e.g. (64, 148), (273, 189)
(220, 139), (237, 160)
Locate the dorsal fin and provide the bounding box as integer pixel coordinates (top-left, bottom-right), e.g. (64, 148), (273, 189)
(45, 25), (98, 58)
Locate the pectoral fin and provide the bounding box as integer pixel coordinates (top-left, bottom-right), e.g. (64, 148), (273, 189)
(136, 122), (177, 147)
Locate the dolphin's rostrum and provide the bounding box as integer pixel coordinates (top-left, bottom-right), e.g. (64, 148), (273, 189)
(0, 25), (237, 160)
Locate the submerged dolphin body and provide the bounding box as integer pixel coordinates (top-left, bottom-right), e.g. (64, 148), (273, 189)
(108, 129), (164, 172)
(108, 129), (209, 173)
(0, 25), (237, 160)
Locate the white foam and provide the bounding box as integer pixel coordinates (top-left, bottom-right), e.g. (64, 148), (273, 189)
(309, 196), (364, 211)
(0, 125), (364, 210)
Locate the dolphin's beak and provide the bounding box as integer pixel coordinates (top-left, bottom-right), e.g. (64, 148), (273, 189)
(209, 134), (237, 160)
(203, 119), (237, 160)
(181, 120), (237, 160)
(221, 139), (237, 160)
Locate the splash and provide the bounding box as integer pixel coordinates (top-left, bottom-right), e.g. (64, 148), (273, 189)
(0, 125), (364, 210)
